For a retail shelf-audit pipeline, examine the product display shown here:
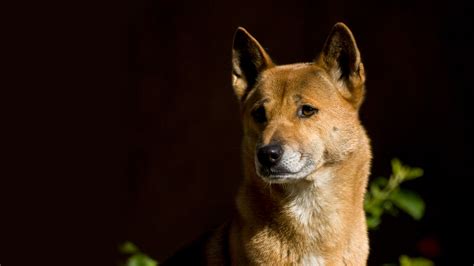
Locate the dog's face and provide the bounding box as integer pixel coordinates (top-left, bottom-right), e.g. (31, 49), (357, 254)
(232, 23), (366, 183)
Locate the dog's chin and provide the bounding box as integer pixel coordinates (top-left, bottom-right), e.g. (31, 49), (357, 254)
(257, 162), (317, 184)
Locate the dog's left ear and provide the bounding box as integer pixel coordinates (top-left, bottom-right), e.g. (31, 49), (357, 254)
(318, 23), (366, 108)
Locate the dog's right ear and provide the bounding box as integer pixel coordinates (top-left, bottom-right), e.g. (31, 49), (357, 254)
(232, 27), (273, 102)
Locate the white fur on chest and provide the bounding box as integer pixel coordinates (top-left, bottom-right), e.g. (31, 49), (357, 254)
(286, 168), (334, 226)
(301, 254), (325, 266)
(287, 192), (320, 226)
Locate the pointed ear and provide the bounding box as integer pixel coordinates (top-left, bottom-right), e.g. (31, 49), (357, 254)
(232, 27), (273, 102)
(318, 23), (366, 108)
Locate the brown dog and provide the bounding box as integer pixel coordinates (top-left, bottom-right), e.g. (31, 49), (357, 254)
(163, 22), (371, 266)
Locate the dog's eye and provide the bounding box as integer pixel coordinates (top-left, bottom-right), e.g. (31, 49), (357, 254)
(251, 106), (267, 124)
(298, 105), (318, 118)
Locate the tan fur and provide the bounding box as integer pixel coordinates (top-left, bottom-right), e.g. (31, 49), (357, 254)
(164, 23), (371, 266)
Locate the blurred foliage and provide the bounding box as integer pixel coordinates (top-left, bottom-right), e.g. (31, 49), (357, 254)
(119, 241), (158, 266)
(365, 159), (433, 265)
(365, 158), (425, 229)
(399, 255), (434, 266)
(120, 158), (433, 265)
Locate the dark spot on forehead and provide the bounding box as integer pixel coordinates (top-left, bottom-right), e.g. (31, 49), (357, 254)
(293, 94), (302, 102)
(333, 126), (339, 131)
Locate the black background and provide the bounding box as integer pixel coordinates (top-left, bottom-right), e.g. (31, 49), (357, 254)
(2, 0), (473, 265)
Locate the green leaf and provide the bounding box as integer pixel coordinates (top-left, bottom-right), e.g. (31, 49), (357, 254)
(369, 182), (382, 197)
(127, 253), (158, 266)
(382, 201), (395, 212)
(390, 189), (425, 220)
(372, 177), (388, 187)
(384, 202), (400, 217)
(120, 241), (139, 254)
(365, 202), (383, 217)
(391, 158), (403, 175)
(405, 167), (424, 180)
(366, 215), (381, 230)
(399, 255), (434, 266)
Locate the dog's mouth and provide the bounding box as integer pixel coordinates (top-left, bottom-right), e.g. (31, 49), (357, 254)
(256, 160), (316, 183)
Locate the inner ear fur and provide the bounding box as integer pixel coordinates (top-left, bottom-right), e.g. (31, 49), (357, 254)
(317, 22), (366, 108)
(232, 27), (274, 103)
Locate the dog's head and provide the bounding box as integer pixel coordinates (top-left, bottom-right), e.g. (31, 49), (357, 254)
(232, 23), (367, 184)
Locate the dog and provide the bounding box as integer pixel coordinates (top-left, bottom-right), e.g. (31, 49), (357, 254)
(163, 22), (371, 266)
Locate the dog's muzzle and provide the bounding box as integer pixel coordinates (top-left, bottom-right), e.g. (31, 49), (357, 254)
(255, 143), (315, 182)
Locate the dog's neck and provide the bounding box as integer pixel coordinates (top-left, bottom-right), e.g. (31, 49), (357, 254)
(235, 149), (370, 263)
(238, 165), (345, 241)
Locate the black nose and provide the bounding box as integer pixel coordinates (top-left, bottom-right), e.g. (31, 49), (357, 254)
(257, 144), (283, 167)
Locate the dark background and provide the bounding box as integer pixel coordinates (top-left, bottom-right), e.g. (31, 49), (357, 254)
(2, 0), (473, 265)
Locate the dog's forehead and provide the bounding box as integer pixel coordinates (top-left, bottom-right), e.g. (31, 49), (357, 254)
(257, 63), (335, 98)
